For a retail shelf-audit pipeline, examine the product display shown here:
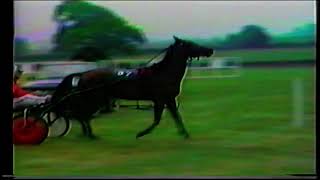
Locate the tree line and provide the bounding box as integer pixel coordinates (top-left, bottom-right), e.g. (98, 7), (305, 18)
(15, 0), (315, 61)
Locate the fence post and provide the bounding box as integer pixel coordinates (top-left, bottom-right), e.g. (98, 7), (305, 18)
(292, 78), (304, 127)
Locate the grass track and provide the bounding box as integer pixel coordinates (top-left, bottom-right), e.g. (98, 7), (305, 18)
(14, 67), (315, 177)
(111, 47), (315, 64)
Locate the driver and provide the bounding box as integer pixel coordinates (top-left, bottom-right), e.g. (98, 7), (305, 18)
(13, 64), (51, 109)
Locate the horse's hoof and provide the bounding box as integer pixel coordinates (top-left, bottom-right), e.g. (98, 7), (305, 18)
(88, 135), (99, 140)
(136, 133), (144, 139)
(77, 134), (87, 138)
(183, 133), (190, 139)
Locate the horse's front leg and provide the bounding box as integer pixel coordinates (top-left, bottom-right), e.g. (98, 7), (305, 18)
(166, 98), (190, 139)
(136, 100), (165, 139)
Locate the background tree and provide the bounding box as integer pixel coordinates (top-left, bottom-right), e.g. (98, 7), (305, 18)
(223, 25), (271, 49)
(52, 0), (146, 61)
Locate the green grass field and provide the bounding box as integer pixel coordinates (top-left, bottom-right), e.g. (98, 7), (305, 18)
(108, 47), (315, 65)
(214, 47), (315, 62)
(14, 67), (315, 177)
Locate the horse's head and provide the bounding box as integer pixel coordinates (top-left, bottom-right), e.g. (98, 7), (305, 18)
(145, 36), (215, 79)
(172, 36), (214, 61)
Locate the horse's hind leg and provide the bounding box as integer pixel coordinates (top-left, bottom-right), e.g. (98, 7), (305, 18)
(79, 120), (88, 137)
(85, 120), (98, 139)
(79, 118), (98, 139)
(166, 98), (190, 139)
(136, 101), (165, 139)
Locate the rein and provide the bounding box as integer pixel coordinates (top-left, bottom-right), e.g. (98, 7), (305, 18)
(40, 82), (109, 117)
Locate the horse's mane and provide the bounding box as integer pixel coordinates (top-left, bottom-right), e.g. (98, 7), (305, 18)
(142, 45), (174, 73)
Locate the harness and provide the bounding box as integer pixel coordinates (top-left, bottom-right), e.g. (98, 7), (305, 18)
(44, 47), (172, 115)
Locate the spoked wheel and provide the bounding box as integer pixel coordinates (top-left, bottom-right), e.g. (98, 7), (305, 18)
(13, 116), (49, 145)
(43, 112), (71, 138)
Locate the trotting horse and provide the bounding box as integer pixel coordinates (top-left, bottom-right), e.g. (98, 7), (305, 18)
(50, 36), (214, 139)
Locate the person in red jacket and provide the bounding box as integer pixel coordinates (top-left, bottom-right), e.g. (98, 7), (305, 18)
(13, 64), (51, 109)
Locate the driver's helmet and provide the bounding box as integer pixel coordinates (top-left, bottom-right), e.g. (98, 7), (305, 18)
(13, 64), (23, 79)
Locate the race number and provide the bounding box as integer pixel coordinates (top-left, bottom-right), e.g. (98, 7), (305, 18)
(117, 70), (133, 77)
(117, 71), (125, 76)
(72, 76), (80, 87)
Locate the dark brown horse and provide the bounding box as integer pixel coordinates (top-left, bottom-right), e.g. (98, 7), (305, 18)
(50, 36), (214, 139)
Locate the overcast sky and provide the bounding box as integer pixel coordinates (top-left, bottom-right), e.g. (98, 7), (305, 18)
(14, 0), (316, 45)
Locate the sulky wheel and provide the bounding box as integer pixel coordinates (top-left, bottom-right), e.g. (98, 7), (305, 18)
(43, 112), (71, 138)
(13, 116), (49, 145)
